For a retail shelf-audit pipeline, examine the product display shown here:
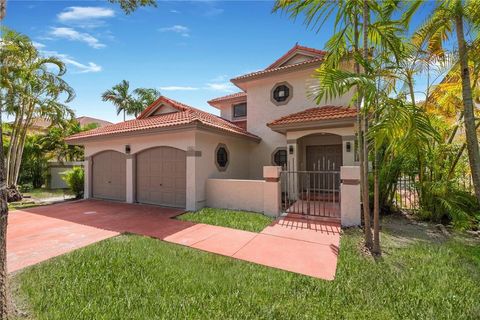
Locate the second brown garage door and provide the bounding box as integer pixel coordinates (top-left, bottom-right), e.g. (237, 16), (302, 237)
(136, 147), (186, 208)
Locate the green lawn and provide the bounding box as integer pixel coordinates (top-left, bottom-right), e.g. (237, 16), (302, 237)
(11, 215), (480, 319)
(24, 188), (73, 200)
(177, 207), (274, 232)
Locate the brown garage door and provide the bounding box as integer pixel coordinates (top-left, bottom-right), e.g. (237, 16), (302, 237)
(92, 150), (126, 201)
(136, 147), (186, 208)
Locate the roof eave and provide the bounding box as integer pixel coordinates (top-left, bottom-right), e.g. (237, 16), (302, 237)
(231, 60), (322, 86)
(268, 117), (356, 134)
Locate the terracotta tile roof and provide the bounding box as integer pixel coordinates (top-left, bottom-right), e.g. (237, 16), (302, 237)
(66, 96), (260, 142)
(231, 57), (324, 82)
(268, 106), (357, 127)
(231, 44), (326, 83)
(207, 92), (247, 105)
(266, 44), (327, 70)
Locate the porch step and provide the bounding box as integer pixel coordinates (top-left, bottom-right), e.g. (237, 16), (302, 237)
(284, 213), (341, 225)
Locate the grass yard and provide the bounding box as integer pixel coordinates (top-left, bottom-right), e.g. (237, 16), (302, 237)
(11, 214), (480, 319)
(177, 207), (274, 232)
(24, 188), (73, 200)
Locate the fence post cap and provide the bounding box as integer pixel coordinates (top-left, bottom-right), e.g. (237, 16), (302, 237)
(340, 166), (360, 180)
(263, 166), (282, 179)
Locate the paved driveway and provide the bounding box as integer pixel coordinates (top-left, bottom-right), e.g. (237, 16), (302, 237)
(8, 200), (188, 273)
(8, 200), (340, 280)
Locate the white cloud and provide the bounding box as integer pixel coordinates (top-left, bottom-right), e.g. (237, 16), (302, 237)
(170, 9), (180, 13)
(58, 7), (115, 22)
(32, 41), (46, 49)
(206, 82), (235, 93)
(41, 49), (102, 74)
(50, 27), (105, 49)
(159, 86), (198, 91)
(159, 25), (190, 37)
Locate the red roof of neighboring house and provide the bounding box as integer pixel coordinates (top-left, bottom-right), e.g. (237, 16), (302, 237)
(66, 96), (260, 142)
(207, 92), (247, 105)
(266, 44), (327, 70)
(268, 106), (357, 127)
(76, 116), (112, 128)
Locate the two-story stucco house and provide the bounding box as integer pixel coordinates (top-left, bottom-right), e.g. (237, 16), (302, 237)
(66, 44), (358, 213)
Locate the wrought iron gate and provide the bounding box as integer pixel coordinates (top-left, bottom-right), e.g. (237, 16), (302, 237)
(280, 159), (340, 218)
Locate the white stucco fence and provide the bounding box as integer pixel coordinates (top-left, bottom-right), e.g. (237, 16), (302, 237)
(206, 179), (264, 213)
(206, 165), (361, 227)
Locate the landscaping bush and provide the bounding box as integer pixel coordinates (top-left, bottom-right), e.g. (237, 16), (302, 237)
(62, 167), (84, 199)
(19, 183), (33, 193)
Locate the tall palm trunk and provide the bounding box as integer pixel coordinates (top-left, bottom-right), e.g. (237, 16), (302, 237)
(0, 106), (8, 319)
(362, 0), (373, 248)
(455, 12), (480, 206)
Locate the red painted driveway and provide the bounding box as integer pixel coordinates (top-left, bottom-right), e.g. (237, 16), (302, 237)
(8, 200), (340, 280)
(8, 200), (189, 273)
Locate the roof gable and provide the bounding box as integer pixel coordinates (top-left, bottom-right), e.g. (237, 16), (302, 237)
(137, 96), (188, 119)
(266, 44), (326, 70)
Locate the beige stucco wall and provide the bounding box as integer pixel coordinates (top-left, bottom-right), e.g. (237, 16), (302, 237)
(192, 130), (255, 209)
(82, 128), (256, 211)
(206, 179), (264, 212)
(239, 67), (354, 178)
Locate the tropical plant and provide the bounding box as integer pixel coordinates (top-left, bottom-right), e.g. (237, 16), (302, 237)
(18, 134), (47, 188)
(102, 80), (160, 119)
(1, 28), (75, 190)
(414, 0), (480, 206)
(62, 167), (84, 199)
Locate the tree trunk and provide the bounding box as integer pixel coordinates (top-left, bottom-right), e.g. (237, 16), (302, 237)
(455, 13), (480, 206)
(0, 111), (8, 319)
(362, 0), (373, 248)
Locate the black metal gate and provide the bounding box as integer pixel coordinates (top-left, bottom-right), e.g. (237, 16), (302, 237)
(280, 159), (340, 219)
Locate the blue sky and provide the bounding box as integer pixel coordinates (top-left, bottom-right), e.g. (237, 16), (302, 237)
(4, 0), (434, 123)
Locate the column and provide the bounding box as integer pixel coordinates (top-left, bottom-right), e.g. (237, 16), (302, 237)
(126, 154), (136, 203)
(340, 166), (361, 226)
(84, 156), (92, 199)
(263, 166), (282, 217)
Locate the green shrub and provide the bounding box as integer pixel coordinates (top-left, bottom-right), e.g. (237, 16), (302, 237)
(62, 167), (84, 198)
(19, 183), (33, 193)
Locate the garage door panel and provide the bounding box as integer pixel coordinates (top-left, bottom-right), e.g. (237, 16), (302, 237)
(136, 147), (186, 208)
(92, 151), (126, 201)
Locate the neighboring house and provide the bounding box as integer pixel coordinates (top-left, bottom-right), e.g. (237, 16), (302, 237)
(12, 116), (113, 133)
(66, 44), (358, 215)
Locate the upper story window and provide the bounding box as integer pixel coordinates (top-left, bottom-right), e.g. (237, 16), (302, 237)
(271, 82), (293, 106)
(233, 102), (247, 118)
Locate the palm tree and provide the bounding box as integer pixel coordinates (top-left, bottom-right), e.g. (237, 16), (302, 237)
(133, 87), (161, 117)
(274, 0), (375, 249)
(415, 0), (480, 206)
(102, 80), (134, 121)
(1, 28), (75, 188)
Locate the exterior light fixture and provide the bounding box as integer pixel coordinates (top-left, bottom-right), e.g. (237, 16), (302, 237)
(125, 145), (131, 154)
(346, 142), (351, 152)
(289, 145), (294, 155)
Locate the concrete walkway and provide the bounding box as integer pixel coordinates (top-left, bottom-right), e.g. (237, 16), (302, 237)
(165, 216), (340, 280)
(9, 200), (340, 280)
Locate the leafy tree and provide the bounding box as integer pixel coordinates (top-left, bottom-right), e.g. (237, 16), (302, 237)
(1, 28), (75, 189)
(414, 0), (480, 206)
(102, 80), (161, 120)
(108, 0), (157, 14)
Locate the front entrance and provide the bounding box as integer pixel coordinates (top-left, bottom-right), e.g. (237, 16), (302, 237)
(306, 144), (342, 172)
(281, 142), (342, 220)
